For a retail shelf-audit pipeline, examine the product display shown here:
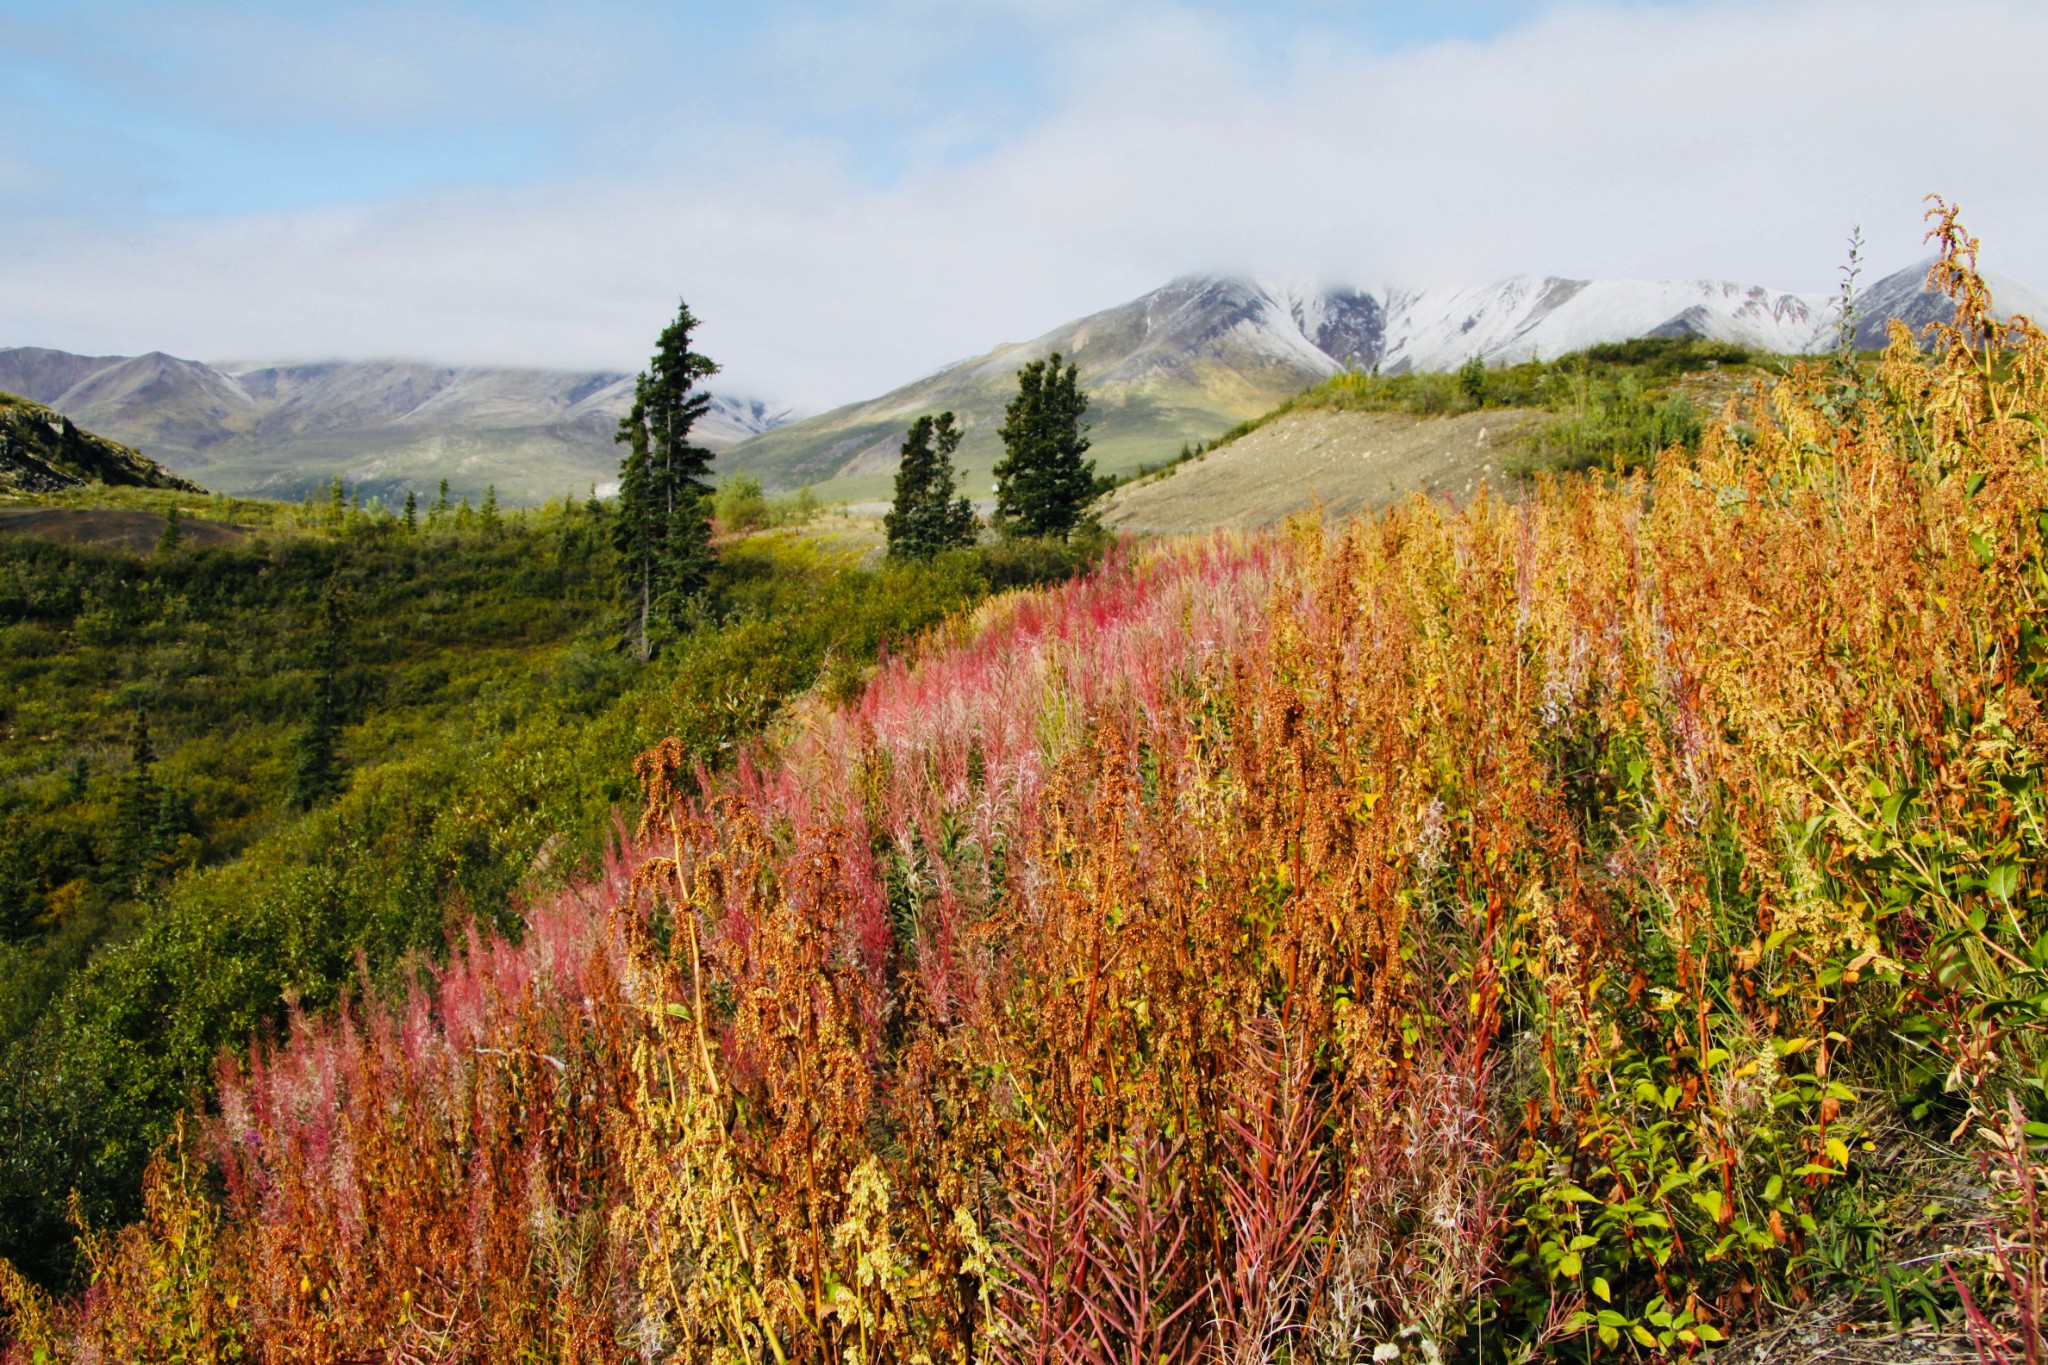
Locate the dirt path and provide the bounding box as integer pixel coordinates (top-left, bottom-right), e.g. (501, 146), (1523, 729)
(0, 507), (248, 552)
(1099, 406), (1541, 533)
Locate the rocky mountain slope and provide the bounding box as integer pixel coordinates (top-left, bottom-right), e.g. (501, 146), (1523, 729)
(1848, 262), (2048, 349)
(0, 389), (203, 494)
(0, 349), (793, 506)
(726, 259), (2048, 500)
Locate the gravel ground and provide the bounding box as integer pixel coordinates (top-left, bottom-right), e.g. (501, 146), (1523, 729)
(1098, 406), (1542, 534)
(0, 506), (249, 551)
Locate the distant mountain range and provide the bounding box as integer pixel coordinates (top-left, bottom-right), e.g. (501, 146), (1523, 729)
(0, 348), (794, 506)
(722, 258), (2048, 502)
(8, 257), (2042, 507)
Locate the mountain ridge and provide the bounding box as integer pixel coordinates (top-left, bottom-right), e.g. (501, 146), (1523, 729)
(11, 257), (2043, 508)
(720, 257), (2048, 500)
(0, 348), (795, 506)
(716, 257), (2048, 501)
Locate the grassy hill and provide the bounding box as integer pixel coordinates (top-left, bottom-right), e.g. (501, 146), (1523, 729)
(5, 225), (2047, 1362)
(1100, 335), (1778, 530)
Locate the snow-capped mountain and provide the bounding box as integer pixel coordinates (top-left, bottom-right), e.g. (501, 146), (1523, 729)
(698, 394), (803, 450)
(724, 274), (1390, 495)
(1847, 261), (2048, 350)
(1376, 261), (2048, 373)
(1377, 277), (1832, 373)
(725, 257), (2048, 496)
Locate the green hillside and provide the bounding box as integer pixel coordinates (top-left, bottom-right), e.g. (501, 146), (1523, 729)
(725, 363), (1293, 506)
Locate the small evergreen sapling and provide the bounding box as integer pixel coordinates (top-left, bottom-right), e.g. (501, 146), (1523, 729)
(156, 505), (183, 555)
(885, 412), (978, 560)
(993, 352), (1095, 540)
(1458, 353), (1488, 408)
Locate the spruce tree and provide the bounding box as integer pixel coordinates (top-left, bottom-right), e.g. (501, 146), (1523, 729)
(614, 299), (720, 659)
(0, 814), (36, 940)
(112, 714), (160, 895)
(148, 785), (196, 881)
(287, 593), (347, 811)
(403, 489), (418, 531)
(156, 505), (183, 555)
(885, 412), (978, 560)
(993, 352), (1095, 539)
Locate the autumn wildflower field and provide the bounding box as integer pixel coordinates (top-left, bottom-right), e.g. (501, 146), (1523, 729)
(9, 211), (2048, 1362)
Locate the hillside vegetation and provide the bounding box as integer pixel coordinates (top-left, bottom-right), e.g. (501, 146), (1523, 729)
(7, 214), (2048, 1362)
(0, 484), (1096, 1291)
(1193, 335), (1770, 476)
(1098, 406), (1538, 533)
(0, 393), (201, 494)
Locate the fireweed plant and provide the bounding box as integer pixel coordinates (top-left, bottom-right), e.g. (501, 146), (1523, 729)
(7, 203), (2048, 1361)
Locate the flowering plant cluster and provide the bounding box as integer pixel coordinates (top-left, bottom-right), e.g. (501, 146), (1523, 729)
(8, 205), (2048, 1362)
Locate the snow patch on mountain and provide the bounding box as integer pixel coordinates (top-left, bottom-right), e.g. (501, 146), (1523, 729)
(1377, 277), (1832, 374)
(698, 394), (803, 451)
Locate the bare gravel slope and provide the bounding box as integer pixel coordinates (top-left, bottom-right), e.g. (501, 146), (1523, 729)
(1099, 406), (1540, 533)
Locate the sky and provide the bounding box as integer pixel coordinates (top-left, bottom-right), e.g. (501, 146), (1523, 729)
(1, 0), (2043, 409)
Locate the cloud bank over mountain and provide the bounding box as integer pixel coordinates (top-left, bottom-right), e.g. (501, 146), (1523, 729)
(3, 0), (2045, 409)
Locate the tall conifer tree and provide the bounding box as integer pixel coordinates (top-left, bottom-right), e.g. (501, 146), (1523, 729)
(287, 593), (347, 811)
(615, 300), (719, 659)
(884, 412), (977, 560)
(112, 713), (160, 895)
(993, 352), (1095, 539)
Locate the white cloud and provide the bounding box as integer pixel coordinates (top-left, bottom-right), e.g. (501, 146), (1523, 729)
(4, 0), (2044, 408)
